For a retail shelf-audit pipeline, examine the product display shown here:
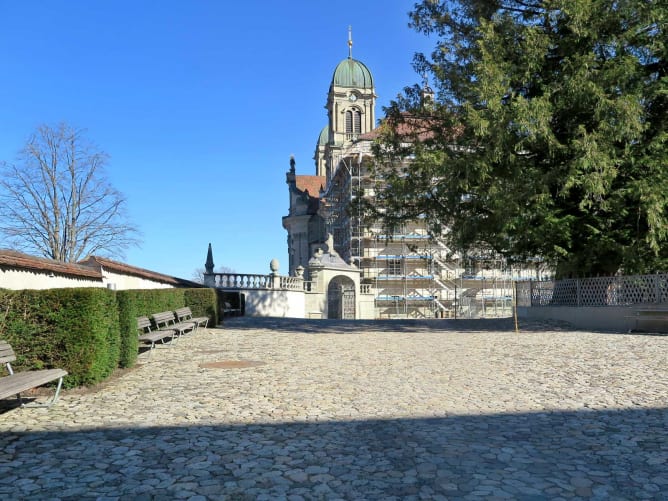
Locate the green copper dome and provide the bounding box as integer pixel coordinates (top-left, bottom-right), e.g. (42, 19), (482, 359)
(331, 58), (374, 89)
(317, 125), (330, 146)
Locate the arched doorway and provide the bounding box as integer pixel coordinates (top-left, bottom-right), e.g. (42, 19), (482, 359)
(327, 275), (356, 319)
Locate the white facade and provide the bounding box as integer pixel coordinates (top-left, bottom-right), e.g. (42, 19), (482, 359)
(243, 289), (306, 318)
(0, 267), (102, 290)
(101, 270), (174, 290)
(0, 250), (194, 291)
(205, 250), (376, 320)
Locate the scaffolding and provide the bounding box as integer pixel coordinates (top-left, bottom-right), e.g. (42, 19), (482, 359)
(320, 147), (543, 320)
(358, 223), (443, 318)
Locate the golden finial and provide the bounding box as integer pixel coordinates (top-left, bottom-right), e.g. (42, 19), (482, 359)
(348, 25), (353, 59)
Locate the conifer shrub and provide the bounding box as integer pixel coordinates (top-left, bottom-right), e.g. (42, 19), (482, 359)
(0, 286), (219, 386)
(115, 288), (216, 368)
(184, 288), (218, 326)
(0, 288), (120, 387)
(115, 288), (186, 368)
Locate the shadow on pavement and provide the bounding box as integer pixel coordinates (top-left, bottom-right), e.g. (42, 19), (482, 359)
(222, 316), (578, 334)
(1, 407), (666, 498)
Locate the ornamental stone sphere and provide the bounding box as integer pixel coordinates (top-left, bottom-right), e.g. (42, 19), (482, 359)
(270, 258), (280, 273)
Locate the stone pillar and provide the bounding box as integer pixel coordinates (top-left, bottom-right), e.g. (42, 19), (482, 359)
(270, 258), (280, 289)
(308, 249), (325, 293)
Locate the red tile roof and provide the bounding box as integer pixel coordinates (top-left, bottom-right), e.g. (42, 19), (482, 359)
(358, 121), (434, 142)
(295, 175), (326, 198)
(79, 256), (199, 286)
(357, 128), (380, 141)
(0, 249), (202, 287)
(358, 114), (463, 143)
(0, 249), (102, 279)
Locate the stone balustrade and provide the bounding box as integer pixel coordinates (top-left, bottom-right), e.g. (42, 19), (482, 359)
(214, 273), (271, 289)
(210, 273), (311, 292)
(279, 276), (304, 291)
(209, 274), (372, 294)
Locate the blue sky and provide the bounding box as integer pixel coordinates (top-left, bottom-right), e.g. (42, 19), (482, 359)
(0, 1), (434, 280)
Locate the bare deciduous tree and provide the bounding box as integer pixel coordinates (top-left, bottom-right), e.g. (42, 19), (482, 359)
(0, 123), (140, 262)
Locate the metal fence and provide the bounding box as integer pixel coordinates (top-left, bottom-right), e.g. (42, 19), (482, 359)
(516, 274), (668, 307)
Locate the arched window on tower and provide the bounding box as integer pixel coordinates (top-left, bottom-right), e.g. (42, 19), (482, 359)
(354, 110), (361, 134)
(345, 109), (362, 140)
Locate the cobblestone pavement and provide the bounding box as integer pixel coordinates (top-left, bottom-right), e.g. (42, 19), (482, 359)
(1, 317), (667, 500)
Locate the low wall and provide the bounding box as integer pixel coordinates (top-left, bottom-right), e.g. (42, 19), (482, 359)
(242, 289), (306, 318)
(358, 294), (376, 320)
(304, 292), (325, 319)
(517, 306), (635, 332)
(103, 270), (174, 290)
(0, 267), (103, 290)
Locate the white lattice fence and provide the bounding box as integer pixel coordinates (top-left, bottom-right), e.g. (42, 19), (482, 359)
(516, 274), (668, 307)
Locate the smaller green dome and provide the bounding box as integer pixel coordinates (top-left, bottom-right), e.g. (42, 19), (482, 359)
(317, 125), (329, 146)
(332, 58), (374, 89)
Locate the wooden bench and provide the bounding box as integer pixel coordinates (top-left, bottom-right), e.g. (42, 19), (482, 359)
(151, 311), (196, 338)
(0, 341), (67, 408)
(174, 307), (209, 329)
(628, 307), (668, 332)
(137, 316), (177, 355)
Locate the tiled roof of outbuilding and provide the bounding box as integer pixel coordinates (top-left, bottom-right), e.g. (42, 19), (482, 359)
(0, 249), (202, 287)
(0, 249), (102, 279)
(78, 256), (200, 287)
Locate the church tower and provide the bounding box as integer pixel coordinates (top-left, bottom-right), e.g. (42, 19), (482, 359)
(285, 29), (376, 278)
(315, 28), (376, 180)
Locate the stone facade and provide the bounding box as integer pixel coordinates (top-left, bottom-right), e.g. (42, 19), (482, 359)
(283, 36), (543, 320)
(283, 33), (376, 280)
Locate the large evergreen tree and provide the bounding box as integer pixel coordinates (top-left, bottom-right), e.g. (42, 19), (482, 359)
(372, 0), (667, 277)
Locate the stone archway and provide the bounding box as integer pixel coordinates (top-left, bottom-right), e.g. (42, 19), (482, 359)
(327, 275), (356, 319)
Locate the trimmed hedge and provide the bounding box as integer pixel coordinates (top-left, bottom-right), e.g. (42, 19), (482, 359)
(115, 288), (217, 368)
(116, 288), (186, 368)
(184, 288), (218, 327)
(0, 288), (120, 388)
(0, 286), (218, 386)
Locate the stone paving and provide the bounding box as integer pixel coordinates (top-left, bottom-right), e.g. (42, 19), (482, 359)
(0, 317), (667, 500)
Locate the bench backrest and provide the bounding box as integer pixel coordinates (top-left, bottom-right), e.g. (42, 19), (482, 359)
(152, 311), (176, 328)
(174, 307), (192, 321)
(0, 341), (16, 365)
(137, 316), (152, 332)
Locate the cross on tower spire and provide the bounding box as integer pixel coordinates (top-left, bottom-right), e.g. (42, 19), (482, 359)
(348, 25), (353, 59)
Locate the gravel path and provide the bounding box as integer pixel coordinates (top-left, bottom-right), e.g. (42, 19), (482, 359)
(1, 317), (666, 499)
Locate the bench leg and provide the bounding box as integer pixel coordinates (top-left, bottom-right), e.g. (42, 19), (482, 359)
(20, 376), (64, 409)
(141, 337), (176, 360)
